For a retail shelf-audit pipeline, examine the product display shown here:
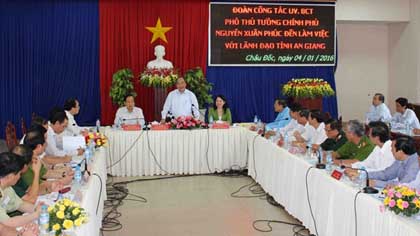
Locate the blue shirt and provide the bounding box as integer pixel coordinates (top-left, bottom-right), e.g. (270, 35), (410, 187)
(366, 103), (392, 123)
(265, 107), (291, 131)
(369, 153), (419, 188)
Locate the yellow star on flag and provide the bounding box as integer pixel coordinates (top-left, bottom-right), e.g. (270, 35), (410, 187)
(145, 17), (172, 44)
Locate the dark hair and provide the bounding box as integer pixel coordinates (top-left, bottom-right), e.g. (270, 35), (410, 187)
(374, 93), (385, 103)
(347, 120), (365, 137)
(12, 145), (33, 166)
(395, 97), (409, 108)
(368, 121), (390, 143)
(309, 110), (325, 123)
(30, 116), (47, 130)
(24, 129), (46, 150)
(394, 136), (417, 155)
(325, 118), (342, 131)
(64, 98), (78, 111)
(49, 107), (67, 124)
(275, 99), (287, 107)
(124, 94), (135, 102)
(299, 109), (310, 119)
(0, 152), (25, 178)
(289, 103), (302, 113)
(212, 95), (229, 112)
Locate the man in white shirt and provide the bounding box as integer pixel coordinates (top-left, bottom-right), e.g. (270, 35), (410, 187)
(292, 109), (314, 146)
(161, 77), (199, 122)
(307, 110), (328, 151)
(391, 97), (420, 130)
(64, 98), (82, 136)
(365, 93), (392, 123)
(114, 94), (145, 126)
(351, 121), (395, 172)
(46, 109), (83, 157)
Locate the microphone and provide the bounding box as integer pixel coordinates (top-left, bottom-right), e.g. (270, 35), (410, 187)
(165, 111), (174, 123)
(314, 148), (325, 169)
(340, 166), (379, 194)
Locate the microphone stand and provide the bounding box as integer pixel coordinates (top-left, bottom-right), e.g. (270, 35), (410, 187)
(341, 166), (379, 194)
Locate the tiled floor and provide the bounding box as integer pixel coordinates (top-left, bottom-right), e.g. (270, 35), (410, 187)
(102, 175), (304, 236)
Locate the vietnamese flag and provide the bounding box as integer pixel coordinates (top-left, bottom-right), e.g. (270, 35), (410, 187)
(99, 0), (209, 124)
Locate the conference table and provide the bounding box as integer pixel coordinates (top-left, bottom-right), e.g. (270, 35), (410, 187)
(104, 127), (420, 236)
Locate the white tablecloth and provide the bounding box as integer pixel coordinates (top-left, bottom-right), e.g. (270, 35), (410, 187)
(74, 147), (107, 236)
(104, 127), (248, 176)
(246, 131), (420, 236)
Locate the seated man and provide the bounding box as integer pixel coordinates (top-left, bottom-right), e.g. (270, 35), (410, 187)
(161, 77), (200, 121)
(351, 121), (395, 172)
(365, 93), (392, 123)
(46, 108), (83, 157)
(306, 110), (328, 151)
(64, 98), (85, 136)
(333, 120), (375, 166)
(391, 97), (420, 131)
(347, 136), (419, 188)
(320, 119), (347, 152)
(264, 99), (291, 131)
(291, 109), (313, 147)
(114, 94), (145, 126)
(0, 152), (42, 228)
(265, 103), (301, 139)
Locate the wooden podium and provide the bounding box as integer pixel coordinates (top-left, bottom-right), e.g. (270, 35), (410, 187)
(154, 88), (168, 121)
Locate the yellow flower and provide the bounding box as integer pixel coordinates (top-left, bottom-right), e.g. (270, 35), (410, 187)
(397, 199), (404, 210)
(63, 199), (71, 207)
(59, 205), (66, 212)
(72, 208), (81, 216)
(56, 211), (65, 219)
(63, 220), (74, 230)
(74, 218), (83, 227)
(96, 140), (101, 145)
(48, 206), (54, 213)
(52, 224), (61, 231)
(383, 197), (390, 206)
(416, 201), (420, 208)
(402, 189), (415, 197)
(72, 202), (80, 208)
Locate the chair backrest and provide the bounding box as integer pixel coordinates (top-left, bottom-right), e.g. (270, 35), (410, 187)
(0, 139), (8, 153)
(21, 117), (27, 135)
(5, 122), (18, 151)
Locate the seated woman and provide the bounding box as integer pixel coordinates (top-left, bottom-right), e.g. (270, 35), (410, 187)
(0, 152), (42, 228)
(208, 95), (232, 125)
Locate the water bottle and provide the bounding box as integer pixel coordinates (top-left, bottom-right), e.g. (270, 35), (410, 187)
(84, 148), (91, 164)
(253, 115), (258, 124)
(257, 119), (262, 130)
(89, 139), (96, 153)
(326, 151), (333, 171)
(358, 167), (367, 189)
(283, 133), (289, 150)
(39, 205), (49, 235)
(96, 119), (101, 132)
(209, 115), (214, 125)
(74, 165), (82, 184)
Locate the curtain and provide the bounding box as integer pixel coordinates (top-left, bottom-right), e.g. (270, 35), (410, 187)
(0, 0), (100, 138)
(206, 66), (338, 123)
(99, 0), (209, 124)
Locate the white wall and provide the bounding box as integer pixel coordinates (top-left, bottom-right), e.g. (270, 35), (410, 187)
(335, 23), (389, 120)
(336, 0), (410, 22)
(388, 0), (420, 113)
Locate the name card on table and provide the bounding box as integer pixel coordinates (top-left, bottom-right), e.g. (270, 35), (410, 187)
(151, 124), (170, 131)
(211, 123), (230, 129)
(122, 124), (141, 131)
(331, 170), (343, 180)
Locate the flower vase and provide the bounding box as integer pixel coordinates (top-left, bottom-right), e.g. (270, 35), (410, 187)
(291, 97), (323, 111)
